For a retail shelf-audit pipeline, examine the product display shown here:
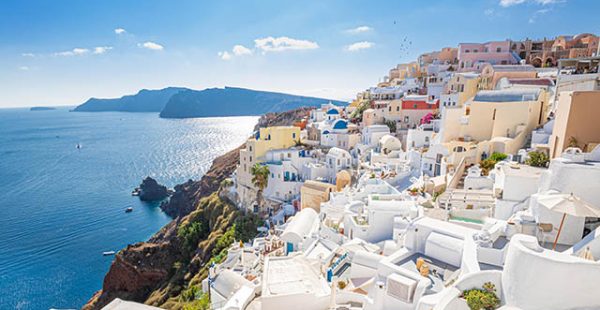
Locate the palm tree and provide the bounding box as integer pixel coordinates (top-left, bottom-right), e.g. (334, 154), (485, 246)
(250, 163), (270, 211)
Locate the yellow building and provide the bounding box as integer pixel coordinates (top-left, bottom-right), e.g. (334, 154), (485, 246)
(479, 64), (537, 90)
(549, 91), (600, 158)
(300, 180), (336, 212)
(441, 73), (480, 108)
(438, 88), (549, 169)
(237, 126), (301, 211)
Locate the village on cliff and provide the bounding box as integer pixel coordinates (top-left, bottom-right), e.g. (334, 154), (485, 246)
(108, 34), (600, 310)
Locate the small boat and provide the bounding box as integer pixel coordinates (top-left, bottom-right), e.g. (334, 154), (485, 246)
(76, 143), (82, 150)
(132, 188), (141, 196)
(125, 207), (133, 213)
(103, 251), (116, 256)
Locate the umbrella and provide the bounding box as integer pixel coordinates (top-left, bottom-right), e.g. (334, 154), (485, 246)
(537, 193), (600, 250)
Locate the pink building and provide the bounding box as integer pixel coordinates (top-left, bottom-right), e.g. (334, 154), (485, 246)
(458, 41), (519, 71)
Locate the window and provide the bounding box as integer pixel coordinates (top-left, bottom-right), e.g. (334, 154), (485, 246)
(465, 107), (470, 116)
(249, 156), (252, 162)
(496, 47), (502, 53)
(413, 104), (418, 109)
(425, 137), (429, 142)
(389, 106), (392, 112)
(404, 116), (410, 123)
(473, 49), (479, 53)
(292, 133), (296, 139)
(465, 49), (470, 53)
(249, 146), (252, 152)
(396, 106), (400, 112)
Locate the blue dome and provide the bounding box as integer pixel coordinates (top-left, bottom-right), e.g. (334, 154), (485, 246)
(322, 130), (331, 135)
(333, 120), (348, 130)
(326, 108), (340, 115)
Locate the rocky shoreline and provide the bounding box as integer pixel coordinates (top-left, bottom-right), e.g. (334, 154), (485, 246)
(83, 108), (310, 309)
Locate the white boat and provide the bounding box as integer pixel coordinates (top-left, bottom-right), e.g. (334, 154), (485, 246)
(103, 251), (116, 256)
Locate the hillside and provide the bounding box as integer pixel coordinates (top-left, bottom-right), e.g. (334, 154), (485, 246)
(83, 108), (311, 310)
(159, 86), (345, 118)
(73, 87), (188, 112)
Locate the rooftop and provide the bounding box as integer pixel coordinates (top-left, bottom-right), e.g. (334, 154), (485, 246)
(473, 89), (540, 102)
(262, 255), (329, 297)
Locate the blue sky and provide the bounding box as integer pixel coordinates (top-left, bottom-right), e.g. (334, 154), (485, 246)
(0, 0), (598, 107)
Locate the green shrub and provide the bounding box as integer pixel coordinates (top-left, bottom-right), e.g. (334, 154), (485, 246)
(178, 221), (208, 252)
(181, 291), (210, 310)
(489, 152), (507, 162)
(462, 282), (501, 310)
(526, 151), (549, 168)
(479, 159), (497, 175)
(234, 213), (263, 242)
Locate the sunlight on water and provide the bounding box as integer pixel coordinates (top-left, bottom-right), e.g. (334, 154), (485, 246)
(0, 108), (258, 309)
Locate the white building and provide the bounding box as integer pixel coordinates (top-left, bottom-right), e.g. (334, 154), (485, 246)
(320, 119), (360, 150)
(325, 147), (352, 183)
(263, 148), (319, 203)
(260, 255), (331, 310)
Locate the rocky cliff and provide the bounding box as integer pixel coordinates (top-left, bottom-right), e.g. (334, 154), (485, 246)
(139, 177), (170, 202)
(159, 86), (345, 118)
(73, 87), (188, 112)
(84, 107), (310, 310)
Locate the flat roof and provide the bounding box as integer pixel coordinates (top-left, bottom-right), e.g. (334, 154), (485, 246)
(262, 255), (329, 297)
(474, 89), (540, 102)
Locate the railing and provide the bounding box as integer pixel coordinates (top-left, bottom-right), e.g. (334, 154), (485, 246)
(447, 157), (467, 189)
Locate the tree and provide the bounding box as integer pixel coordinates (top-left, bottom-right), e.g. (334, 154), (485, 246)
(385, 119), (397, 133)
(250, 163), (270, 209)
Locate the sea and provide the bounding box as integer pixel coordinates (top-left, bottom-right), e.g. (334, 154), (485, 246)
(0, 107), (258, 310)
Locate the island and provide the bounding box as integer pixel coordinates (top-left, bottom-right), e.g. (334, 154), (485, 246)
(72, 86), (346, 118)
(30, 106), (57, 111)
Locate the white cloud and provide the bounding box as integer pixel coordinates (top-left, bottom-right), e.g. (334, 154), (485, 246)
(93, 46), (113, 54)
(484, 9), (495, 16)
(346, 26), (372, 34)
(138, 41), (164, 51)
(232, 44), (252, 56)
(114, 28), (126, 35)
(254, 36), (319, 53)
(54, 48), (90, 57)
(345, 41), (374, 52)
(499, 0), (563, 6)
(218, 51), (232, 60)
(499, 0), (526, 7)
(19, 66), (29, 71)
(529, 7), (551, 23)
(22, 53), (35, 57)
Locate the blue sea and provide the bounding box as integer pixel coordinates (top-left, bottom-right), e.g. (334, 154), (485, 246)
(0, 107), (258, 310)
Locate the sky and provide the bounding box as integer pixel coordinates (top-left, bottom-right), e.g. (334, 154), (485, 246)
(0, 0), (598, 108)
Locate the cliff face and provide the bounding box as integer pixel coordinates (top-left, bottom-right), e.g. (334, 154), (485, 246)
(84, 107), (310, 310)
(73, 87), (189, 112)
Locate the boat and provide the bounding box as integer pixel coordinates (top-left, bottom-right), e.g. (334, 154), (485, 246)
(76, 143), (82, 150)
(125, 207), (133, 213)
(103, 251), (116, 256)
(132, 187), (141, 196)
